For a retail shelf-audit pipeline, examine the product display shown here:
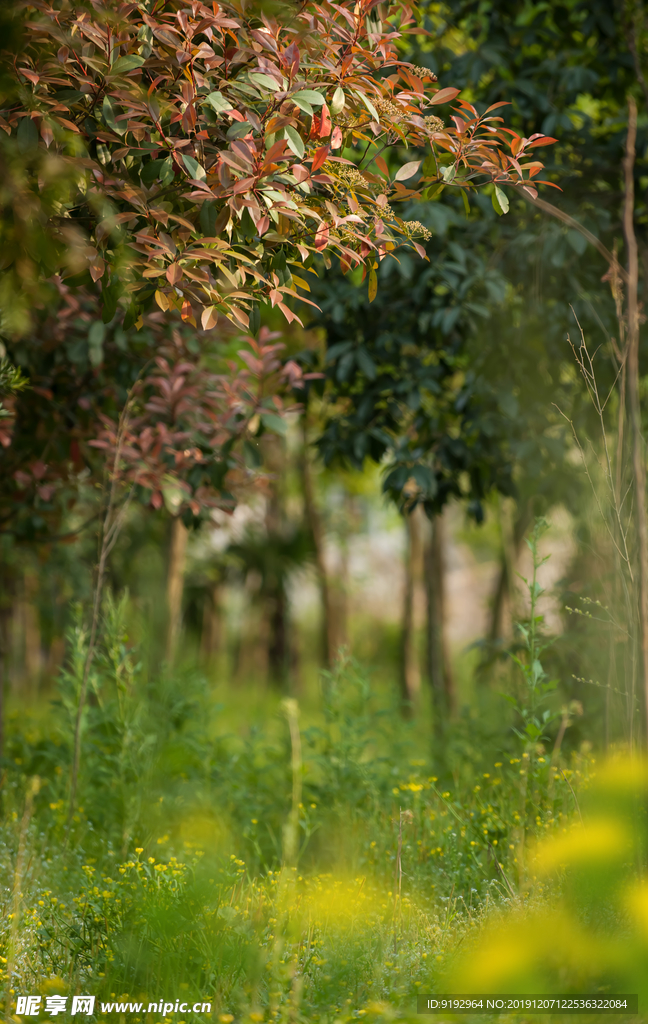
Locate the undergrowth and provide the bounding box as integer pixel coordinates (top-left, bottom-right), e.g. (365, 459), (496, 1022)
(0, 523), (646, 1022)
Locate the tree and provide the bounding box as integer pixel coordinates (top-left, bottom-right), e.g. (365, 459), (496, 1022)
(0, 0), (555, 536)
(3, 0), (550, 333)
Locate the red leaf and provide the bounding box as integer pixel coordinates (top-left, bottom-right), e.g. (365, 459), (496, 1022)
(201, 305), (218, 330)
(311, 145), (329, 172)
(167, 263), (183, 285)
(319, 103), (332, 138)
(526, 136), (559, 148)
(429, 87), (461, 105)
(314, 222), (329, 250)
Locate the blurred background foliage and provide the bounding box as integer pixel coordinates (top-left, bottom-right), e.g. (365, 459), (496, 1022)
(2, 0), (648, 1021)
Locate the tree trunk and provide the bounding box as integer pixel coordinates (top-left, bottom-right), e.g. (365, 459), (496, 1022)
(264, 433), (291, 688)
(23, 570), (41, 692)
(301, 422), (336, 667)
(166, 516), (188, 664)
(335, 492), (352, 651)
(267, 583), (289, 688)
(200, 582), (222, 665)
(623, 95), (648, 745)
(424, 511), (455, 728)
(399, 506), (422, 713)
(488, 499), (533, 644)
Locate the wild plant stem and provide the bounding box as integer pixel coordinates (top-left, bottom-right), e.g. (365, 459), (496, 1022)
(623, 95), (648, 746)
(560, 768), (585, 827)
(282, 698), (302, 868)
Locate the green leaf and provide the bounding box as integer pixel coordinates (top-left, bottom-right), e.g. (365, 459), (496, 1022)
(122, 302), (140, 331)
(291, 95), (314, 116)
(108, 55), (145, 76)
(141, 159), (166, 184)
(291, 89), (325, 106)
(331, 86), (345, 114)
(200, 203), (218, 234)
(102, 96), (126, 136)
(17, 117), (39, 153)
(356, 346), (376, 378)
(353, 90), (379, 121)
(160, 155), (174, 186)
(423, 182), (445, 200)
(248, 72), (280, 91)
(260, 412), (287, 435)
(461, 189), (470, 215)
(101, 279), (120, 324)
(492, 185), (509, 215)
(440, 164), (456, 183)
(283, 126), (304, 158)
(226, 121), (253, 140)
(421, 153), (437, 177)
(182, 154), (206, 181)
(204, 91), (233, 113)
(383, 466), (409, 492)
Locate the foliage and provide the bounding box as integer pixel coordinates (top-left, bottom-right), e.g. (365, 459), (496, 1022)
(447, 755), (648, 1006)
(506, 518), (560, 748)
(0, 356), (29, 449)
(304, 0), (647, 520)
(0, 631), (604, 1022)
(2, 0), (553, 336)
(89, 327), (313, 519)
(0, 0), (555, 543)
(306, 237), (516, 520)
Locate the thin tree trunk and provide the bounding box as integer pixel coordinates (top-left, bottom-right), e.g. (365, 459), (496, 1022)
(399, 506), (422, 713)
(488, 500), (533, 644)
(23, 570), (41, 692)
(267, 583), (289, 687)
(623, 95), (648, 744)
(301, 421), (336, 667)
(424, 511), (455, 727)
(336, 492), (352, 650)
(264, 433), (291, 688)
(200, 582), (222, 665)
(166, 516), (188, 664)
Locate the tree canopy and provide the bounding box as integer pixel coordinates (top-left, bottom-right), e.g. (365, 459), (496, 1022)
(0, 0), (556, 539)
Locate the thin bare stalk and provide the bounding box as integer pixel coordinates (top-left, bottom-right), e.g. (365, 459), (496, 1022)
(522, 192), (629, 285)
(623, 96), (648, 744)
(553, 404), (633, 576)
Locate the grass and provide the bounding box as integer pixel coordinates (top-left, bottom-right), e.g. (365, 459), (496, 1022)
(1, 527), (647, 1022)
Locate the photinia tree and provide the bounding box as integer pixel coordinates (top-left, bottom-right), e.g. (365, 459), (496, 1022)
(88, 325), (311, 517)
(2, 0), (556, 333)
